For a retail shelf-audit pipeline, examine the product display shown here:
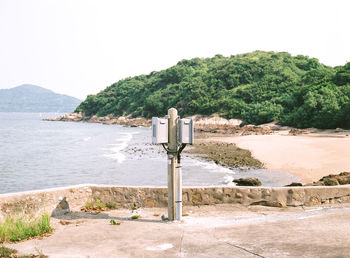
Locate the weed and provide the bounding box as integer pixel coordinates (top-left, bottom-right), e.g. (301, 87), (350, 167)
(82, 197), (118, 212)
(0, 246), (17, 257)
(131, 215), (140, 220)
(84, 197), (106, 211)
(0, 214), (52, 243)
(105, 202), (118, 209)
(109, 220), (121, 226)
(182, 213), (189, 217)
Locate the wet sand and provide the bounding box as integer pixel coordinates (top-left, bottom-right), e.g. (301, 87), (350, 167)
(205, 134), (350, 184)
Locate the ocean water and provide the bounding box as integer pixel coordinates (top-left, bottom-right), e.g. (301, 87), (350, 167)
(0, 113), (300, 194)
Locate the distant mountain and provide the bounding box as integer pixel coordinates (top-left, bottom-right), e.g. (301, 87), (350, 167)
(0, 84), (82, 112)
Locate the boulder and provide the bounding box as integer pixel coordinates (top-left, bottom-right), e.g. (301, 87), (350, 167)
(88, 115), (101, 123)
(251, 200), (285, 208)
(313, 172), (350, 186)
(240, 126), (273, 136)
(51, 197), (70, 217)
(233, 178), (262, 186)
(284, 182), (303, 187)
(288, 128), (307, 136)
(319, 172), (350, 185)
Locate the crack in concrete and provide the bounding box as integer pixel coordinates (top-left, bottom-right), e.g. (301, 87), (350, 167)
(179, 228), (185, 257)
(223, 241), (265, 258)
(214, 227), (265, 258)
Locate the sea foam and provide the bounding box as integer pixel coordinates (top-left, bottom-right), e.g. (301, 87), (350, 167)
(103, 133), (134, 163)
(186, 158), (235, 174)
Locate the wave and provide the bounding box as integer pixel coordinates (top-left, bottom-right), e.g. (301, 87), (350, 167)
(103, 133), (134, 163)
(222, 174), (236, 185)
(186, 158), (235, 174)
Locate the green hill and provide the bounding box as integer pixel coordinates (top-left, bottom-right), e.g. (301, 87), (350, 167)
(75, 51), (350, 129)
(0, 84), (81, 112)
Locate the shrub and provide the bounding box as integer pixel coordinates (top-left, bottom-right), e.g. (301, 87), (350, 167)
(83, 197), (118, 212)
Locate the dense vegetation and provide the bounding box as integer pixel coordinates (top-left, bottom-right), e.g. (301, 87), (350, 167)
(76, 51), (350, 129)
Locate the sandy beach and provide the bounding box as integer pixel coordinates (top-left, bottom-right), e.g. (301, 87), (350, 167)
(205, 133), (350, 184)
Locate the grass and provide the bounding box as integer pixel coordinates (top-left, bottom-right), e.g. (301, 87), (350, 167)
(0, 246), (17, 257)
(0, 214), (52, 243)
(105, 202), (118, 209)
(109, 220), (121, 226)
(83, 197), (118, 212)
(130, 203), (137, 211)
(0, 245), (48, 257)
(131, 215), (140, 220)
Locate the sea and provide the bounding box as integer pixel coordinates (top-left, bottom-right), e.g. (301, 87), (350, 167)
(0, 112), (301, 194)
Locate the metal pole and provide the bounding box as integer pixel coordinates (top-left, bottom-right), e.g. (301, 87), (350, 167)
(167, 108), (177, 221)
(176, 163), (182, 221)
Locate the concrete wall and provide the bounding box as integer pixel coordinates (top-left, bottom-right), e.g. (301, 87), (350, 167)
(1, 184), (350, 217)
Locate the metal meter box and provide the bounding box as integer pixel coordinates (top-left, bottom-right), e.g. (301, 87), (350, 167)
(178, 118), (194, 145)
(152, 117), (168, 144)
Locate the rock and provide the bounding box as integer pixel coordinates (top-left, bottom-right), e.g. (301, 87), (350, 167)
(233, 178), (262, 186)
(44, 112), (83, 122)
(312, 172), (350, 186)
(192, 114), (243, 126)
(307, 196), (321, 205)
(59, 220), (73, 225)
(235, 192), (243, 198)
(192, 193), (202, 204)
(322, 178), (339, 186)
(240, 126), (273, 136)
(284, 182), (303, 187)
(288, 128), (307, 136)
(51, 197), (70, 217)
(250, 200), (285, 208)
(143, 198), (157, 208)
(45, 113), (152, 127)
(88, 115), (101, 123)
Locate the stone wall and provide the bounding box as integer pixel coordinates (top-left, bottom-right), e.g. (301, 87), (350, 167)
(1, 184), (350, 217)
(0, 185), (92, 218)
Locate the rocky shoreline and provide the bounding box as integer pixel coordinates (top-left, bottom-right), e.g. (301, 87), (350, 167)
(44, 112), (293, 135)
(44, 112), (151, 127)
(45, 112), (350, 188)
(47, 112), (349, 136)
(185, 141), (264, 169)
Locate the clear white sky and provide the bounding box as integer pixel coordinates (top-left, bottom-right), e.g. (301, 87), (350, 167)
(0, 0), (349, 99)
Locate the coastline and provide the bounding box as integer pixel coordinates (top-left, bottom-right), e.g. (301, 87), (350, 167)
(44, 112), (152, 127)
(46, 113), (350, 185)
(204, 132), (350, 184)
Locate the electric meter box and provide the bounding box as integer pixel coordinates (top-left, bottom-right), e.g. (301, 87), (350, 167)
(152, 117), (168, 144)
(178, 118), (194, 145)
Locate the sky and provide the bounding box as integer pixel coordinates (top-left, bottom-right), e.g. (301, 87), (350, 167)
(0, 0), (349, 100)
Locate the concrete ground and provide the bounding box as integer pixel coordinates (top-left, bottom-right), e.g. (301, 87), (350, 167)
(5, 204), (350, 258)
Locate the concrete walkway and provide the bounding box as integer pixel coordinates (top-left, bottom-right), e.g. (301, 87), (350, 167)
(6, 204), (350, 257)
